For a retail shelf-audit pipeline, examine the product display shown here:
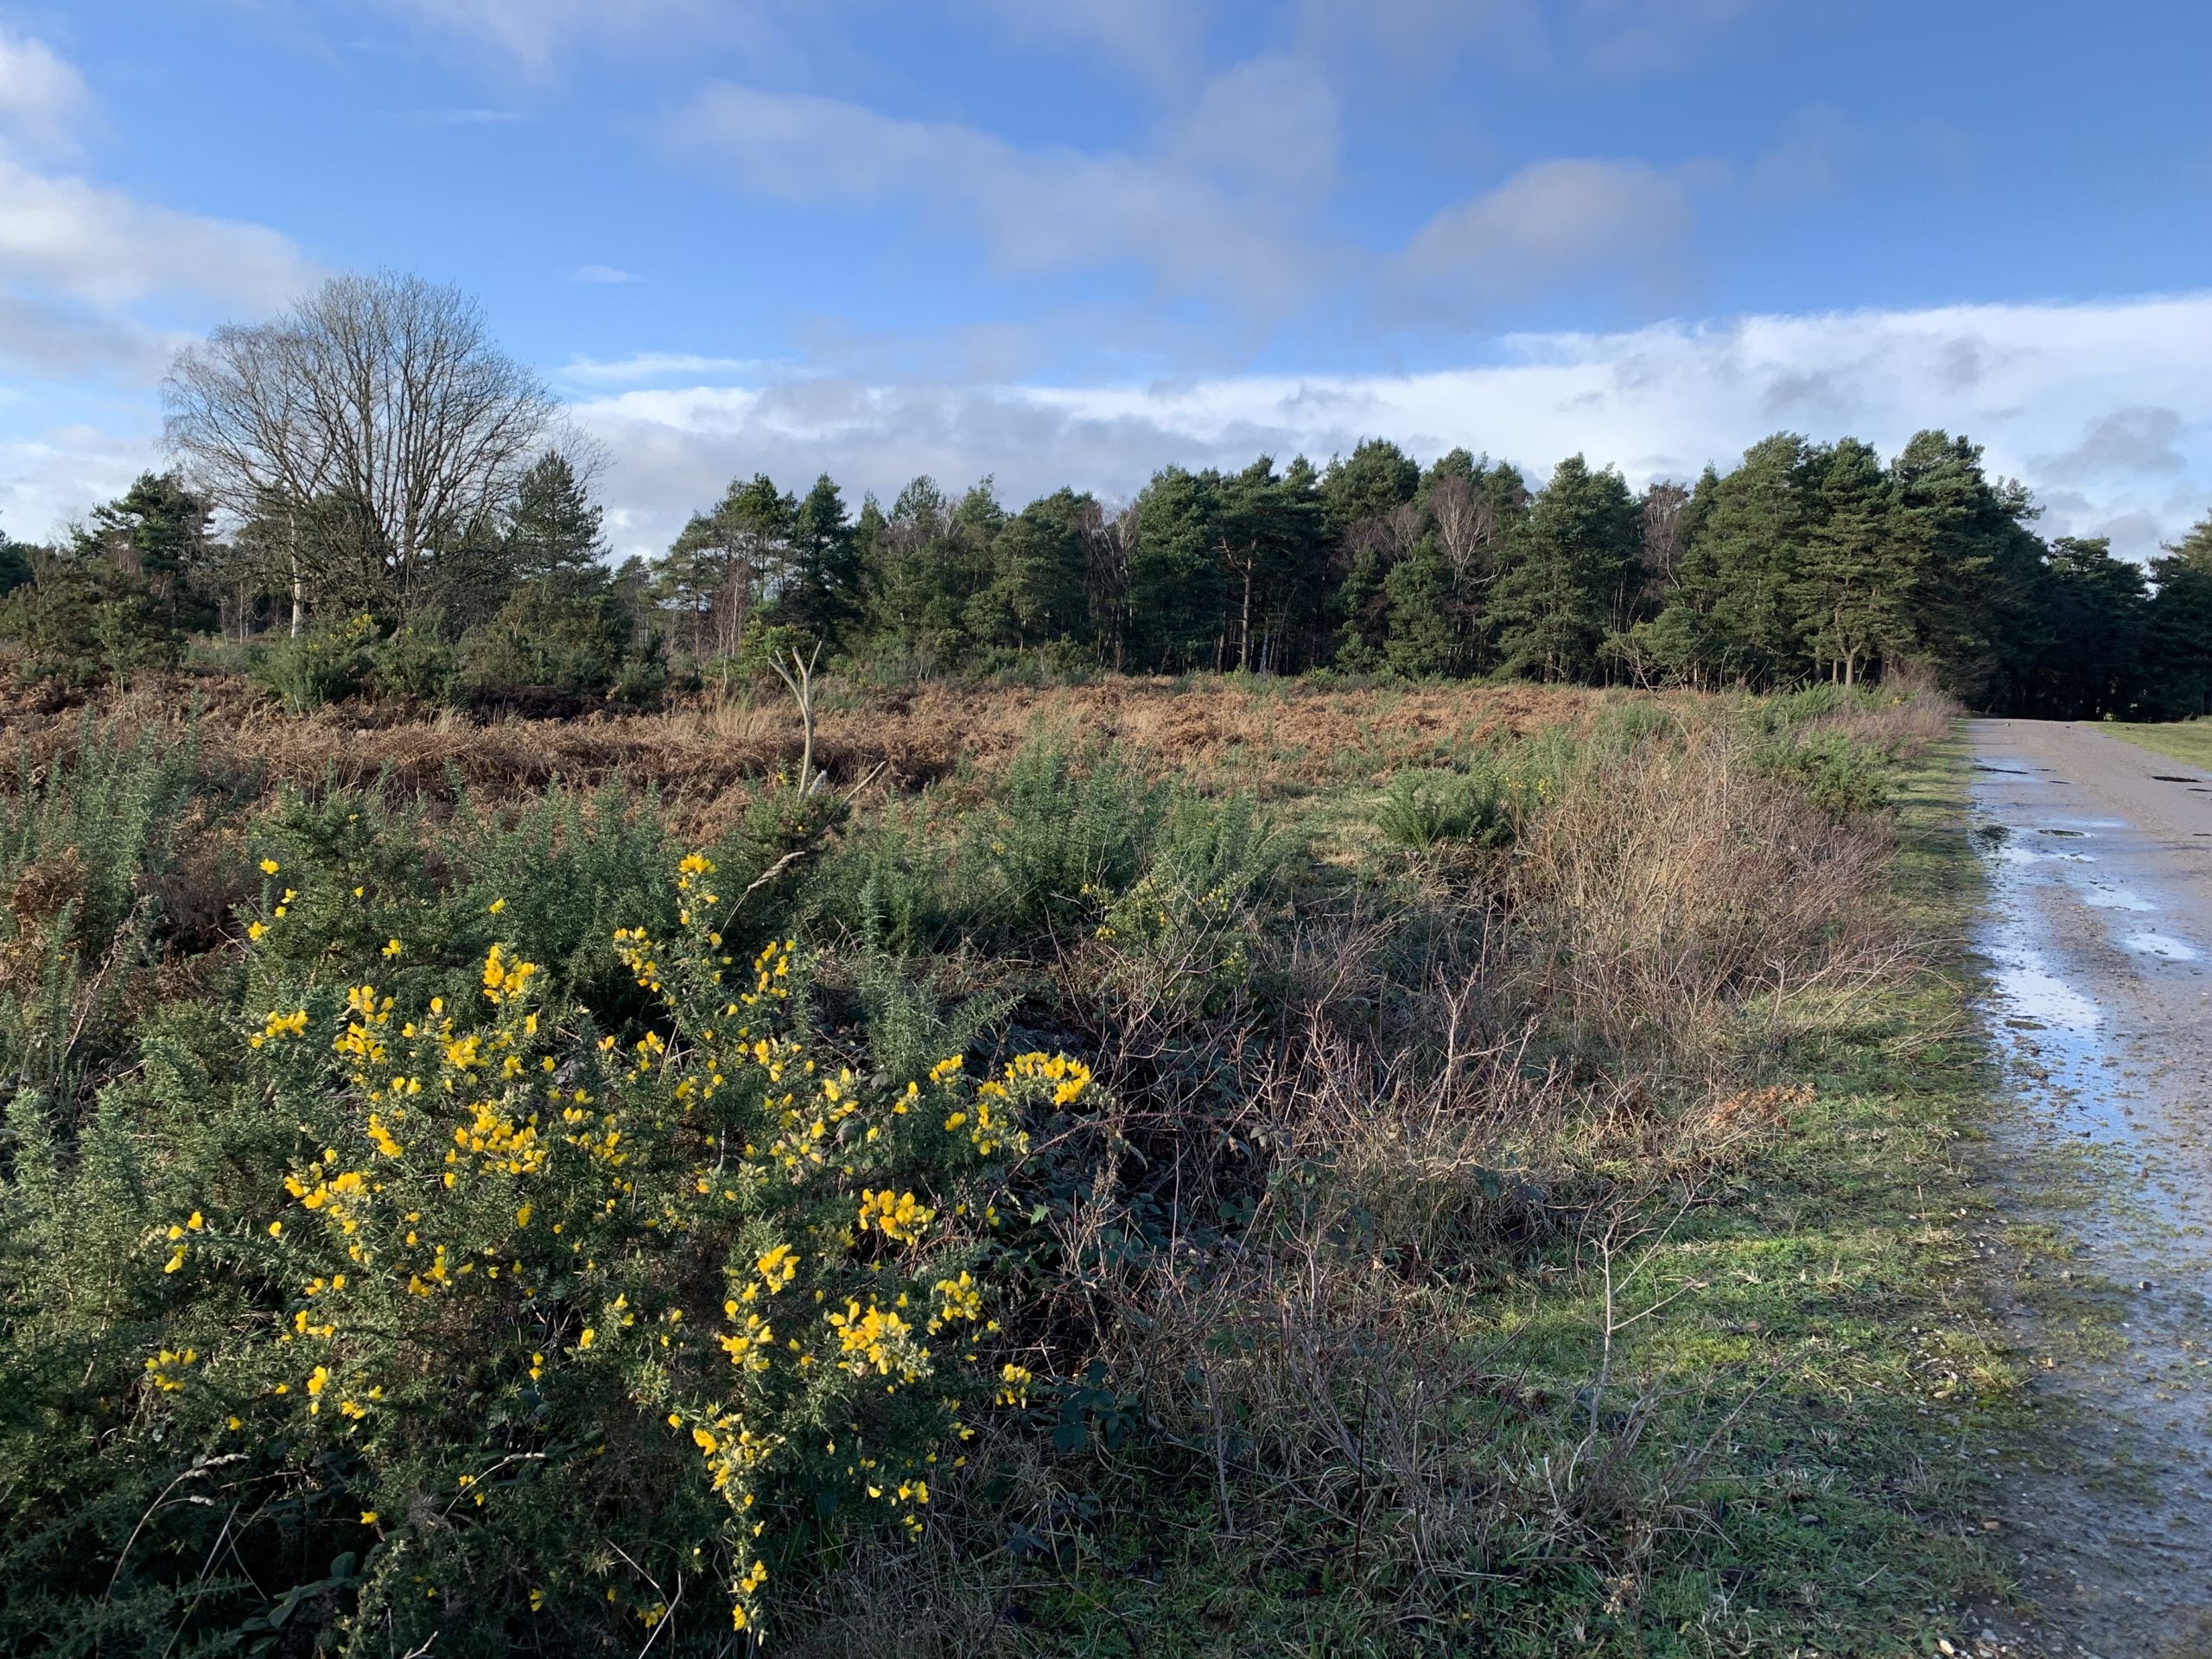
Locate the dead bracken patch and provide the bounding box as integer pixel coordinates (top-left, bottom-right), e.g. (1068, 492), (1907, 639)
(0, 671), (1621, 825)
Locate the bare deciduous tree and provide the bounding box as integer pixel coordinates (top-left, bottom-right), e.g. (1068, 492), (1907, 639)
(1427, 472), (1502, 586)
(1637, 480), (1692, 601)
(163, 272), (555, 626)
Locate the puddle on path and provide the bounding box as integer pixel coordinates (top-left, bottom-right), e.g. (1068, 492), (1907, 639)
(1967, 729), (2212, 1656)
(2082, 887), (2154, 912)
(2118, 931), (2202, 962)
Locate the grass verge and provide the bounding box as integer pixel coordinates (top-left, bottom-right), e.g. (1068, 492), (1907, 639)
(788, 730), (2029, 1657)
(2103, 718), (2212, 772)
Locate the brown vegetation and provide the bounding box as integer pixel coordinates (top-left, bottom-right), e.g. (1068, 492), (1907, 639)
(0, 670), (1618, 828)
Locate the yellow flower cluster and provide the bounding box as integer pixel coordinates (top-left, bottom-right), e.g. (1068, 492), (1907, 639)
(143, 1347), (197, 1393)
(826, 1300), (930, 1384)
(856, 1187), (931, 1243)
(481, 943), (538, 1006)
(160, 1209), (206, 1274)
(249, 1007), (308, 1049)
(173, 855), (1105, 1641)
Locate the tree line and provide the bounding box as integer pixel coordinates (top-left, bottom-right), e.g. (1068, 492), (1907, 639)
(2, 272), (2206, 716)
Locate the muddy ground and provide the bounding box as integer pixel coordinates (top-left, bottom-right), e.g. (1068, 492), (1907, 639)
(1969, 719), (2212, 1658)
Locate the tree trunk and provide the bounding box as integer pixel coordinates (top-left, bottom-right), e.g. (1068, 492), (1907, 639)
(1239, 562), (1254, 672)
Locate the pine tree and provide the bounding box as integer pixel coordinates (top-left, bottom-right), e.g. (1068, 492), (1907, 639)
(656, 474), (794, 667)
(505, 453), (607, 593)
(2142, 516), (2212, 718)
(1127, 467), (1226, 672)
(1885, 430), (2050, 707)
(987, 489), (1092, 651)
(2037, 537), (2148, 717)
(1793, 438), (1898, 686)
(1321, 440), (1421, 668)
(1663, 434), (1818, 683)
(1491, 455), (1639, 683)
(772, 474), (864, 648)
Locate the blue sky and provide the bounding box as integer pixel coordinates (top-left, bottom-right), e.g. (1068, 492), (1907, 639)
(2, 0), (2209, 560)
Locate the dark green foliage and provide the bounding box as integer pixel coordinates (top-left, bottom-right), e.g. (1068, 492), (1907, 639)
(1319, 438), (1420, 535)
(980, 739), (1166, 925)
(461, 582), (632, 699)
(14, 416), (2212, 718)
(78, 472), (215, 623)
(0, 556), (183, 690)
(0, 475), (217, 685)
(1374, 763), (1516, 851)
(1660, 435), (1816, 683)
(0, 724), (203, 1117)
(770, 473), (867, 647)
(2031, 537), (2147, 719)
(2142, 520), (2212, 718)
(0, 525), (31, 598)
(364, 621), (458, 705)
(1491, 455), (1642, 683)
(982, 487), (1091, 650)
(250, 612), (378, 709)
(1750, 727), (1897, 819)
(1127, 467), (1230, 672)
(502, 450), (606, 591)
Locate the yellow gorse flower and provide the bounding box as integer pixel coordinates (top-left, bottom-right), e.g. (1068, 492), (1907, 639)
(205, 861), (1098, 1640)
(855, 1188), (931, 1243)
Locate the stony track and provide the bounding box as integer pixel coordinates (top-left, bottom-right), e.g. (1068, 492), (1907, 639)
(1968, 719), (2212, 1658)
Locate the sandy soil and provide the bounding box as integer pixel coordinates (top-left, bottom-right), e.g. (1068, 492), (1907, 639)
(1968, 719), (2212, 1658)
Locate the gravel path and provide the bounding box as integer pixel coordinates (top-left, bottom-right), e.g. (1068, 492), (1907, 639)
(1967, 719), (2212, 1658)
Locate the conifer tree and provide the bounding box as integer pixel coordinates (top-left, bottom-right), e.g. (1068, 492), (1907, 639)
(1491, 455), (1640, 683)
(772, 474), (864, 647)
(2143, 516), (2212, 718)
(1793, 437), (1897, 686)
(505, 452), (607, 593)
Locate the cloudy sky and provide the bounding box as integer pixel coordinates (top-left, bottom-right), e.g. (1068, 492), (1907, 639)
(2, 0), (2208, 561)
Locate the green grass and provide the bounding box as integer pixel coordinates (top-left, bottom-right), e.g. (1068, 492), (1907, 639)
(873, 734), (2029, 1656)
(2104, 718), (2212, 772)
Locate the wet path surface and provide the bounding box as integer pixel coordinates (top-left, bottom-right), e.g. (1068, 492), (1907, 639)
(1968, 720), (2212, 1657)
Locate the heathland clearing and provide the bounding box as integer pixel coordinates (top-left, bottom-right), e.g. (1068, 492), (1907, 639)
(0, 671), (2136, 1656)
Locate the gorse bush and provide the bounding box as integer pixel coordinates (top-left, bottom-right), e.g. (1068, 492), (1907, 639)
(252, 613), (381, 711)
(1749, 727), (1895, 819)
(0, 724), (203, 1119)
(366, 623), (458, 705)
(5, 847), (1095, 1652)
(810, 801), (972, 958)
(980, 740), (1165, 927)
(1374, 763), (1516, 852)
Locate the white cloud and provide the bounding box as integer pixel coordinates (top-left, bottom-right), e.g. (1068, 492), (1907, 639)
(353, 0), (728, 72)
(0, 31), (317, 383)
(0, 154), (319, 380)
(1401, 157), (1696, 304)
(956, 0), (1213, 93)
(566, 293), (2212, 565)
(0, 26), (92, 156)
(571, 264), (642, 284)
(0, 156), (312, 314)
(0, 414), (157, 543)
(1573, 0), (1764, 78)
(1173, 54), (1339, 195)
(660, 82), (1326, 315)
(0, 31), (321, 535)
(557, 352), (772, 385)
